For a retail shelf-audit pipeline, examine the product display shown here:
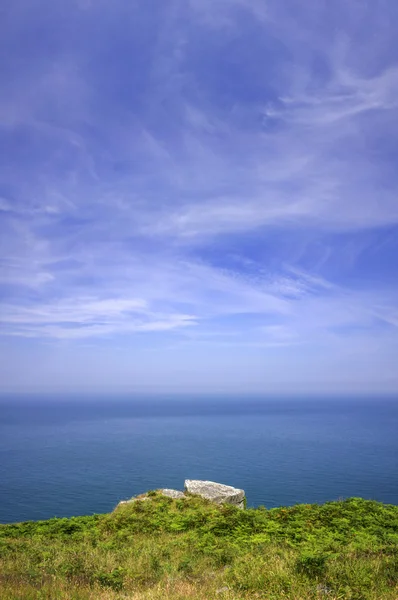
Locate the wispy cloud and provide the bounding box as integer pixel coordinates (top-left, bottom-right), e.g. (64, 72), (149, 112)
(0, 0), (397, 391)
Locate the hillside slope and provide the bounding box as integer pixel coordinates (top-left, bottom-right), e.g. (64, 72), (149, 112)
(1, 493), (397, 599)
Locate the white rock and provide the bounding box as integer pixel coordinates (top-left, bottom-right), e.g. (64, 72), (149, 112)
(117, 500), (131, 506)
(115, 499), (134, 509)
(184, 480), (245, 508)
(160, 489), (185, 499)
(115, 495), (150, 509)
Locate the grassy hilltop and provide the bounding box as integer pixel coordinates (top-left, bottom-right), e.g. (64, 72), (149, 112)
(0, 493), (397, 599)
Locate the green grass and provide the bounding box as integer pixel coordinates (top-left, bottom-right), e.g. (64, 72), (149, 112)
(0, 494), (397, 599)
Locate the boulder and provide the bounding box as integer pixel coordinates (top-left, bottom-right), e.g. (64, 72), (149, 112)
(116, 480), (246, 511)
(115, 494), (150, 509)
(116, 500), (131, 507)
(116, 489), (184, 510)
(184, 480), (245, 509)
(160, 489), (185, 499)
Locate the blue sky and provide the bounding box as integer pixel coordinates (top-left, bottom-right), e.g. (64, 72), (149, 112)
(1, 0), (398, 394)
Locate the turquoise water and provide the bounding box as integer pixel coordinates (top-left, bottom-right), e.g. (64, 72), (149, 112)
(0, 396), (397, 524)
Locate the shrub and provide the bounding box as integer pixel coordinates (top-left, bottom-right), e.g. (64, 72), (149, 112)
(94, 566), (126, 590)
(295, 551), (329, 577)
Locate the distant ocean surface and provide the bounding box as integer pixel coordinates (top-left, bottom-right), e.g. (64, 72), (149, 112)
(0, 396), (397, 524)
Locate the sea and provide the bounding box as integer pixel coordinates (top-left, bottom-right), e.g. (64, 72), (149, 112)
(0, 395), (397, 524)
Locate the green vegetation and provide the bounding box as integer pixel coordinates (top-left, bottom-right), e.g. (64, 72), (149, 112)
(0, 493), (397, 599)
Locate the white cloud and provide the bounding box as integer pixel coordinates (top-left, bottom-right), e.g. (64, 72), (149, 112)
(139, 60), (398, 239)
(189, 0), (269, 24)
(0, 249), (397, 342)
(0, 294), (197, 339)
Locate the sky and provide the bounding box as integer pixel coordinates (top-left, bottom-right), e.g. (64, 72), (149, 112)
(1, 0), (398, 394)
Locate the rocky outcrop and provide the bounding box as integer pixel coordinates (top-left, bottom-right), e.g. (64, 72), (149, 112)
(116, 495), (150, 508)
(184, 480), (245, 509)
(116, 489), (183, 509)
(116, 480), (246, 510)
(160, 489), (185, 499)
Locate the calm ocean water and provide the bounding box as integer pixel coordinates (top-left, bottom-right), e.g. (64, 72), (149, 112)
(0, 396), (397, 524)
